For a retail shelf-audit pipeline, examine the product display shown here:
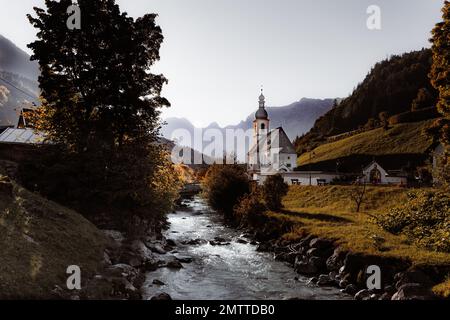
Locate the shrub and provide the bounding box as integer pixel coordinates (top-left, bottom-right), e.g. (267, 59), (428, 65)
(376, 190), (450, 252)
(233, 190), (267, 228)
(202, 165), (250, 219)
(262, 174), (289, 211)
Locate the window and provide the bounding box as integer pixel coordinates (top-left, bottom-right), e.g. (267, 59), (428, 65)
(287, 164), (291, 168)
(261, 123), (265, 130)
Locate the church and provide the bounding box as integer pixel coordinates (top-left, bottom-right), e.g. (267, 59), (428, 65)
(247, 90), (298, 181)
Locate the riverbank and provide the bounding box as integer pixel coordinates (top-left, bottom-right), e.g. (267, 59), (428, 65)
(248, 185), (450, 300)
(0, 163), (172, 300)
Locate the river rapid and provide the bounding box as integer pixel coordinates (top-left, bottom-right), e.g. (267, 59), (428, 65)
(143, 197), (349, 300)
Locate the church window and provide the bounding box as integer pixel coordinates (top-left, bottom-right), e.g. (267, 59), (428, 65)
(261, 123), (265, 130)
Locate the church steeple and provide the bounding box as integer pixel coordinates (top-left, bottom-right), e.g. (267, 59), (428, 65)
(255, 87), (268, 120)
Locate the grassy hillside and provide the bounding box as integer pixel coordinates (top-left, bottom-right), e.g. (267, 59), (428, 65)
(269, 186), (450, 267)
(298, 120), (435, 166)
(0, 175), (108, 299)
(295, 49), (439, 154)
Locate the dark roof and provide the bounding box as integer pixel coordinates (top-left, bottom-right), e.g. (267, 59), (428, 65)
(255, 107), (268, 120)
(248, 127), (296, 155)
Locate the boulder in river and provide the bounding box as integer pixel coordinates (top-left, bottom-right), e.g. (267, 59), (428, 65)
(150, 293), (172, 300)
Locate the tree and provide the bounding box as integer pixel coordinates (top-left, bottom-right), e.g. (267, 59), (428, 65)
(262, 174), (289, 211)
(430, 1), (450, 187)
(202, 165), (250, 219)
(25, 0), (179, 227)
(28, 0), (169, 151)
(378, 111), (389, 130)
(350, 180), (366, 213)
(411, 88), (434, 111)
(430, 1), (450, 118)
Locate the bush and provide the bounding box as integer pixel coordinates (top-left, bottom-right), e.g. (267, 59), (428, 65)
(263, 174), (289, 211)
(233, 191), (267, 228)
(376, 190), (450, 252)
(202, 165), (250, 219)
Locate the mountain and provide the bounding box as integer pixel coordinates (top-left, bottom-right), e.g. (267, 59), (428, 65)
(162, 97), (334, 142)
(161, 98), (334, 161)
(0, 35), (39, 127)
(0, 35), (39, 81)
(295, 49), (439, 154)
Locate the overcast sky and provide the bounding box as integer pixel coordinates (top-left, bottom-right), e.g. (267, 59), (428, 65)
(0, 0), (445, 127)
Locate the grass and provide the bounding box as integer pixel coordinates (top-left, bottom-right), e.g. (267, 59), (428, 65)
(298, 120), (435, 165)
(433, 278), (450, 298)
(268, 185), (450, 267)
(0, 178), (108, 299)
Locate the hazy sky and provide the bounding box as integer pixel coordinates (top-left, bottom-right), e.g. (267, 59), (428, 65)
(0, 0), (445, 127)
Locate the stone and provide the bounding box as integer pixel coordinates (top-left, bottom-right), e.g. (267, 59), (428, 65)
(236, 238), (248, 244)
(152, 279), (165, 286)
(326, 248), (348, 272)
(150, 293), (172, 300)
(379, 292), (393, 300)
(317, 274), (334, 286)
(166, 259), (183, 269)
(339, 279), (349, 289)
(0, 180), (13, 197)
(175, 255), (193, 263)
(309, 238), (333, 250)
(342, 284), (358, 295)
(354, 289), (371, 300)
(294, 258), (318, 275)
(395, 267), (435, 290)
(166, 239), (177, 247)
(306, 277), (318, 285)
(391, 283), (434, 300)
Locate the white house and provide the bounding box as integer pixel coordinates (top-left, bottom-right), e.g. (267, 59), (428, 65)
(359, 161), (407, 185)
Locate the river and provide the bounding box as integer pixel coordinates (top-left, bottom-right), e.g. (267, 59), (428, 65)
(143, 197), (349, 300)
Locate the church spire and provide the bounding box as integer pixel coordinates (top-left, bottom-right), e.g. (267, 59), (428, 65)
(255, 86), (268, 119)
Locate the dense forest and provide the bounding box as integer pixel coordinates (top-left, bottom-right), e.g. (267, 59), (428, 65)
(295, 49), (440, 153)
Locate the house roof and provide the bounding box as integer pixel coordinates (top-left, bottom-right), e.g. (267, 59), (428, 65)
(0, 128), (46, 144)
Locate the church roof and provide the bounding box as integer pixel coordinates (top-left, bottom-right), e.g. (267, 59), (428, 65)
(248, 127), (297, 155)
(255, 107), (268, 119)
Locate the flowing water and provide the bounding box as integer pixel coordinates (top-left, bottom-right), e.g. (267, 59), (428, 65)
(143, 197), (349, 300)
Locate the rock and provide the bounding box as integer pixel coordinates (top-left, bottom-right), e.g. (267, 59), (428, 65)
(342, 284), (358, 295)
(354, 289), (371, 300)
(309, 238), (333, 250)
(306, 277), (318, 285)
(102, 230), (125, 244)
(148, 244), (167, 255)
(294, 256), (319, 275)
(370, 293), (380, 300)
(150, 293), (172, 300)
(152, 279), (165, 286)
(326, 248), (348, 272)
(0, 178), (13, 197)
(339, 279), (349, 289)
(102, 251), (112, 266)
(166, 239), (177, 247)
(143, 258), (159, 271)
(309, 256), (327, 271)
(379, 292), (393, 300)
(391, 283), (434, 300)
(250, 241), (258, 246)
(317, 274), (334, 286)
(395, 267), (435, 290)
(175, 255), (193, 263)
(183, 238), (207, 246)
(256, 243), (271, 252)
(111, 277), (141, 300)
(166, 259), (183, 269)
(105, 264), (139, 282)
(236, 238), (248, 244)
